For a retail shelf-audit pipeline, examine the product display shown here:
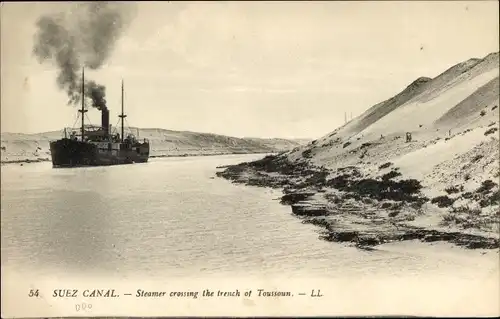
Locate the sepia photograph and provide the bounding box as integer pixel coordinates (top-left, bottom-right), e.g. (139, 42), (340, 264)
(1, 1), (499, 317)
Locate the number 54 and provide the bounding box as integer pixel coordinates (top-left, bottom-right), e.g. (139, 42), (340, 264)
(28, 289), (39, 297)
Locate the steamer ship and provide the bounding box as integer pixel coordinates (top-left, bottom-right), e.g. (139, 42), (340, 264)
(49, 69), (150, 168)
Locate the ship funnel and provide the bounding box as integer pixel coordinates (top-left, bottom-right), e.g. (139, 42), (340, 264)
(101, 109), (110, 135)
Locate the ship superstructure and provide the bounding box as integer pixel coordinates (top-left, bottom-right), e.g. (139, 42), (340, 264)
(50, 70), (150, 168)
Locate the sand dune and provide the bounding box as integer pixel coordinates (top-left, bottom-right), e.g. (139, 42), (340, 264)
(218, 51), (500, 249)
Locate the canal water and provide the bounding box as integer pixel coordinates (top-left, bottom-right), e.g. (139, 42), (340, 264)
(1, 154), (498, 316)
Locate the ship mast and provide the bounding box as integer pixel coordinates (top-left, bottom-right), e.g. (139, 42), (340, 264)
(119, 79), (127, 142)
(79, 68), (88, 141)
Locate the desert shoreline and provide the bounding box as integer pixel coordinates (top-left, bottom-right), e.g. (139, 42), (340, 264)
(0, 151), (277, 166)
(216, 153), (499, 250)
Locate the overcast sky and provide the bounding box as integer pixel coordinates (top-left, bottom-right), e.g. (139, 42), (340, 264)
(1, 1), (499, 139)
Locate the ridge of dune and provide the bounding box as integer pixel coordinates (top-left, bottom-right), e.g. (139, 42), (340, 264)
(435, 76), (499, 128)
(338, 76), (433, 138)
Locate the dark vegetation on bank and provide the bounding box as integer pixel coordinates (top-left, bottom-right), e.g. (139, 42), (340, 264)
(430, 180), (499, 209)
(304, 217), (499, 250)
(216, 154), (500, 250)
(217, 154), (427, 204)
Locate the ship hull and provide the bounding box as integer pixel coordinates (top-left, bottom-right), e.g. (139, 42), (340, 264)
(50, 138), (149, 168)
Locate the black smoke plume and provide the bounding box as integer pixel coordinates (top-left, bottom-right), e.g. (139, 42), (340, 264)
(86, 81), (107, 111)
(32, 2), (136, 109)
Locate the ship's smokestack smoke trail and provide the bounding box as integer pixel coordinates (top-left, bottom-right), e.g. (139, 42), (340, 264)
(32, 2), (136, 109)
(86, 81), (107, 110)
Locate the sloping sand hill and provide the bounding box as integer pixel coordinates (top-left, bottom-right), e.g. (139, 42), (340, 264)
(218, 52), (500, 249)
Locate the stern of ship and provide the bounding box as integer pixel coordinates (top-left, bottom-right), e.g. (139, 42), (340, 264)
(133, 140), (150, 163)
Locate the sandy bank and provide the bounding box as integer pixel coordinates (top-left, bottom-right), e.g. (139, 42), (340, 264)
(216, 152), (499, 250)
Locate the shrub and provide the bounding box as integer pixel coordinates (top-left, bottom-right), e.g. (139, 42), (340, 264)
(398, 179), (423, 194)
(359, 150), (368, 159)
(431, 195), (455, 208)
(326, 174), (350, 189)
(344, 193), (362, 201)
(392, 201), (405, 209)
(381, 170), (402, 181)
(471, 154), (483, 163)
(380, 202), (392, 209)
(410, 201), (424, 210)
(405, 215), (416, 221)
(388, 211), (400, 217)
(299, 170), (329, 188)
(302, 149), (313, 158)
(378, 162), (392, 170)
(362, 197), (374, 205)
(325, 172), (425, 202)
(462, 192), (474, 199)
(451, 205), (470, 214)
(442, 214), (455, 223)
(470, 207), (482, 215)
(484, 127), (498, 136)
(477, 180), (497, 194)
(480, 110), (486, 116)
(479, 190), (500, 207)
(445, 185), (463, 194)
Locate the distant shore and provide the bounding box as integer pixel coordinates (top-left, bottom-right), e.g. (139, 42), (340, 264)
(1, 157), (51, 165)
(150, 151), (276, 158)
(216, 154), (499, 250)
(0, 151), (274, 166)
(1, 128), (307, 168)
